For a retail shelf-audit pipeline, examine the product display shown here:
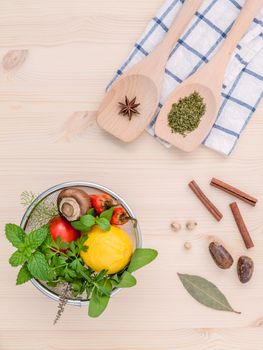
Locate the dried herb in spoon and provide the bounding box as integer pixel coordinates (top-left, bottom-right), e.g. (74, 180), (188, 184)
(168, 91), (206, 136)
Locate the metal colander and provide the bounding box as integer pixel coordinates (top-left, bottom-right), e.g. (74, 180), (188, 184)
(20, 181), (142, 307)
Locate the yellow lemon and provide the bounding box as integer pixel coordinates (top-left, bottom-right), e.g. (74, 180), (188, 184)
(80, 225), (133, 274)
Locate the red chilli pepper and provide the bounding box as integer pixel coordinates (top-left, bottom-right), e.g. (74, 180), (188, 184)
(90, 194), (117, 215)
(111, 207), (130, 225)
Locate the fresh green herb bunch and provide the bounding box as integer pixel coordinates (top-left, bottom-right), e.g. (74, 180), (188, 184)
(6, 220), (158, 318)
(168, 91), (206, 137)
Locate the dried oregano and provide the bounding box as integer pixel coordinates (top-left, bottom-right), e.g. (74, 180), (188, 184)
(168, 91), (206, 136)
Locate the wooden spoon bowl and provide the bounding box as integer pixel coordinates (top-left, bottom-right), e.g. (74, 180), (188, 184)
(97, 74), (158, 142)
(156, 83), (217, 152)
(155, 0), (263, 152)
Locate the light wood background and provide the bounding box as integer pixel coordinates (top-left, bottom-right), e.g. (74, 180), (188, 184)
(1, 0), (263, 349)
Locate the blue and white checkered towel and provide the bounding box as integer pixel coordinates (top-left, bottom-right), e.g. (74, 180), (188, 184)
(108, 0), (263, 155)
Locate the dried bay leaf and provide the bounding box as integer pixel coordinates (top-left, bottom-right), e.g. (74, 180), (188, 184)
(178, 273), (240, 314)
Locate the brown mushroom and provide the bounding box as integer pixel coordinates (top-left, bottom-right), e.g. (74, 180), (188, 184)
(57, 188), (91, 221)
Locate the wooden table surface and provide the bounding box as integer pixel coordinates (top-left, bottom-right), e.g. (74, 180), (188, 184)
(1, 1), (263, 349)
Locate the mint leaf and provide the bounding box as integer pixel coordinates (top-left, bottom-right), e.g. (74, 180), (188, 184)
(96, 217), (110, 231)
(127, 248), (158, 273)
(116, 271), (136, 288)
(16, 264), (32, 285)
(71, 221), (90, 232)
(9, 251), (27, 267)
(25, 225), (49, 250)
(5, 224), (25, 248)
(80, 215), (96, 227)
(88, 280), (112, 318)
(28, 251), (50, 281)
(100, 207), (114, 221)
(23, 246), (34, 259)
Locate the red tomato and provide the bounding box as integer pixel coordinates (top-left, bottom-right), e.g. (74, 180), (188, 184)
(90, 194), (116, 214)
(49, 216), (80, 243)
(110, 207), (129, 225)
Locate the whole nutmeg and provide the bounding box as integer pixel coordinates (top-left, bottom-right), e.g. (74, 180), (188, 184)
(209, 242), (234, 269)
(186, 220), (197, 231)
(237, 256), (254, 283)
(171, 221), (181, 232)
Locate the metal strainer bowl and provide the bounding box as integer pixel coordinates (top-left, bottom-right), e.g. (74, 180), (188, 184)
(20, 181), (142, 307)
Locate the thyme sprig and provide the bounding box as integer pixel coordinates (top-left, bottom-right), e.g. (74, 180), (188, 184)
(53, 283), (72, 325)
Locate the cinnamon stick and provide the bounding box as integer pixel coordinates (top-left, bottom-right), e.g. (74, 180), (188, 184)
(230, 202), (254, 249)
(210, 178), (257, 207)
(188, 180), (223, 221)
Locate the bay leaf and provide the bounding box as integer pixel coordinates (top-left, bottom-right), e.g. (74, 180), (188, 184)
(178, 273), (240, 314)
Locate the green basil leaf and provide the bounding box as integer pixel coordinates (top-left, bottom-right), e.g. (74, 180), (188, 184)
(110, 274), (120, 287)
(95, 282), (111, 297)
(117, 271), (137, 288)
(100, 207), (114, 221)
(177, 273), (240, 314)
(87, 208), (96, 216)
(27, 252), (50, 281)
(9, 251), (28, 267)
(25, 225), (49, 250)
(80, 215), (96, 227)
(110, 274), (120, 283)
(95, 270), (107, 282)
(16, 264), (32, 285)
(127, 248), (158, 273)
(88, 280), (112, 318)
(5, 224), (25, 248)
(96, 217), (110, 231)
(71, 221), (90, 232)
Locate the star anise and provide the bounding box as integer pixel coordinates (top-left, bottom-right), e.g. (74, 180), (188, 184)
(118, 96), (140, 121)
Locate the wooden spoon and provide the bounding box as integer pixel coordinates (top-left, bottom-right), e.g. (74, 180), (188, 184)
(155, 0), (263, 152)
(97, 0), (204, 142)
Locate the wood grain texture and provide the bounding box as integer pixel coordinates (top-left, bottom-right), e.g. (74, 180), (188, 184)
(0, 0), (263, 349)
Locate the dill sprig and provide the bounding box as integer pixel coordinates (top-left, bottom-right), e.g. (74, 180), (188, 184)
(20, 191), (58, 230)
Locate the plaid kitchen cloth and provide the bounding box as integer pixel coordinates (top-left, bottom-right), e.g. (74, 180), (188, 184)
(108, 0), (263, 155)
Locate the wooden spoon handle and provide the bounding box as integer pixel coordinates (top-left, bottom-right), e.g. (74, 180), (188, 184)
(154, 0), (204, 63)
(216, 0), (263, 64)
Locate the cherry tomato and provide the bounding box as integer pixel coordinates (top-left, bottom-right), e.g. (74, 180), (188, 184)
(49, 216), (80, 243)
(90, 194), (116, 215)
(110, 207), (129, 225)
